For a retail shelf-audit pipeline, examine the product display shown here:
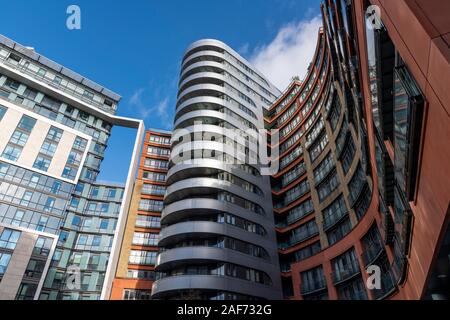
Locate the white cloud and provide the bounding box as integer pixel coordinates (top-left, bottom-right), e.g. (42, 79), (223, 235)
(129, 88), (172, 129)
(249, 15), (323, 90)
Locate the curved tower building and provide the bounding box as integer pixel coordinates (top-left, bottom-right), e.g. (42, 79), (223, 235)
(264, 0), (450, 301)
(152, 40), (283, 300)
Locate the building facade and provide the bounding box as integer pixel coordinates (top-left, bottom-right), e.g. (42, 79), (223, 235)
(151, 39), (284, 300)
(0, 34), (144, 300)
(264, 0), (449, 300)
(110, 129), (171, 300)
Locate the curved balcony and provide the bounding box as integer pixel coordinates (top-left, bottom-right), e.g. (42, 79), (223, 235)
(300, 278), (327, 295)
(151, 274), (279, 300)
(175, 96), (259, 123)
(166, 159), (261, 186)
(331, 262), (361, 285)
(161, 198), (272, 230)
(164, 177), (264, 206)
(155, 246), (275, 275)
(157, 221), (272, 251)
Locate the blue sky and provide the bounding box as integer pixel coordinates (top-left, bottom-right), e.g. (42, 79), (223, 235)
(0, 0), (322, 183)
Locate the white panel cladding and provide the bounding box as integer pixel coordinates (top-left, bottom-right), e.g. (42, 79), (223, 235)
(0, 98), (91, 184)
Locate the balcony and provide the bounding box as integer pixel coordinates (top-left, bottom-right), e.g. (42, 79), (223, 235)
(331, 261), (361, 284)
(372, 270), (396, 300)
(300, 278), (327, 295)
(279, 228), (319, 249)
(361, 241), (384, 267)
(323, 210), (349, 231)
(338, 289), (368, 300)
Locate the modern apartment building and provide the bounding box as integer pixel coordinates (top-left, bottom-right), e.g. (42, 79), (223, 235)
(0, 34), (144, 300)
(150, 39), (284, 300)
(109, 129), (171, 300)
(263, 0), (449, 300)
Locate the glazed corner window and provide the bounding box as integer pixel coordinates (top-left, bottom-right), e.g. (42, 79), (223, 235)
(393, 63), (424, 201)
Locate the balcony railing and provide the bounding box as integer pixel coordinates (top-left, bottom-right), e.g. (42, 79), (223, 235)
(331, 261), (361, 284)
(372, 270), (396, 300)
(338, 289), (368, 300)
(279, 229), (319, 249)
(323, 210), (349, 231)
(361, 241), (384, 267)
(300, 278), (327, 295)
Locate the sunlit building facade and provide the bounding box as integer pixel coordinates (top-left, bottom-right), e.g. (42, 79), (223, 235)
(110, 129), (171, 300)
(0, 34), (144, 300)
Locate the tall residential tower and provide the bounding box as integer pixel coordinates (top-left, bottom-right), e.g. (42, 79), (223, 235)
(151, 40), (283, 300)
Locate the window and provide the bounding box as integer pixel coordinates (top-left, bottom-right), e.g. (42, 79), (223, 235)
(2, 144), (22, 161)
(129, 250), (157, 265)
(294, 242), (321, 262)
(323, 195), (348, 230)
(126, 269), (155, 280)
(36, 216), (48, 231)
(15, 283), (38, 300)
(0, 105), (7, 121)
(77, 235), (88, 246)
(327, 218), (352, 246)
(53, 75), (63, 85)
(348, 164), (367, 205)
(33, 236), (52, 256)
(37, 68), (47, 77)
(107, 188), (116, 199)
(46, 127), (63, 142)
(58, 231), (68, 245)
(135, 215), (160, 228)
(123, 289), (152, 300)
(92, 236), (101, 247)
(0, 229), (21, 250)
(332, 248), (360, 283)
(62, 166), (76, 179)
(142, 172), (166, 182)
(7, 53), (21, 64)
(99, 219), (108, 230)
(83, 219), (92, 228)
(138, 199), (163, 212)
(50, 181), (62, 194)
(73, 137), (88, 150)
(90, 187), (99, 197)
(309, 132), (328, 163)
(0, 252), (12, 276)
(300, 266), (326, 294)
(20, 191), (33, 206)
(24, 259), (46, 279)
(72, 216), (81, 227)
(142, 184), (166, 196)
(39, 141), (58, 157)
(393, 65), (424, 200)
(83, 90), (94, 100)
(132, 232), (158, 246)
(12, 210), (25, 226)
(33, 156), (51, 171)
(317, 170), (340, 202)
(17, 115), (37, 132)
(10, 130), (29, 147)
(5, 79), (20, 91)
(43, 197), (56, 212)
(341, 137), (356, 174)
(313, 153), (335, 185)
